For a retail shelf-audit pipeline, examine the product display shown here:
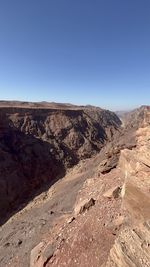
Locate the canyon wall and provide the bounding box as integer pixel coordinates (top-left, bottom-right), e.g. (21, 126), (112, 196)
(0, 105), (121, 224)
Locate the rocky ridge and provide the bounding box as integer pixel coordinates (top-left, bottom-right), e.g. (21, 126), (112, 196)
(104, 125), (150, 267)
(119, 105), (150, 128)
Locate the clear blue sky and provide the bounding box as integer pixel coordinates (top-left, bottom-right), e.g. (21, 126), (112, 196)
(0, 0), (150, 110)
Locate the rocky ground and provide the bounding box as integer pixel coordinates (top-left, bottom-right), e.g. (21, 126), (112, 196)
(0, 158), (93, 266)
(0, 156), (123, 267)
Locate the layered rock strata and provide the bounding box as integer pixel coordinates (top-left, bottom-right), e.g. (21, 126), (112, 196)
(105, 125), (150, 267)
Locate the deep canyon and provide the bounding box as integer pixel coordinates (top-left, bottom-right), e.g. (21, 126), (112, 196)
(0, 101), (149, 267)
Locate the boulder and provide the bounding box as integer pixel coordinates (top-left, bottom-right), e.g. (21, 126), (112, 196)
(30, 242), (55, 267)
(103, 186), (122, 199)
(30, 242), (44, 267)
(74, 198), (96, 216)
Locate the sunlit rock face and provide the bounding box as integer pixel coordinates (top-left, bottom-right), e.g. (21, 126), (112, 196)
(122, 105), (150, 128)
(105, 124), (150, 267)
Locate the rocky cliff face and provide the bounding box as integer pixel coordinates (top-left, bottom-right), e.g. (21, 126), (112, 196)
(0, 104), (121, 224)
(121, 105), (150, 128)
(104, 125), (150, 267)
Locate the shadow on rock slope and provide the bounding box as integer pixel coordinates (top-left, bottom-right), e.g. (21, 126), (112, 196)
(0, 105), (121, 225)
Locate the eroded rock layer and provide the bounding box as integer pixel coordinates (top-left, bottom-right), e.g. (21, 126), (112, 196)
(105, 125), (150, 267)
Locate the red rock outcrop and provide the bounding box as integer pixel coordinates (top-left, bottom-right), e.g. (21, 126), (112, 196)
(104, 125), (150, 267)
